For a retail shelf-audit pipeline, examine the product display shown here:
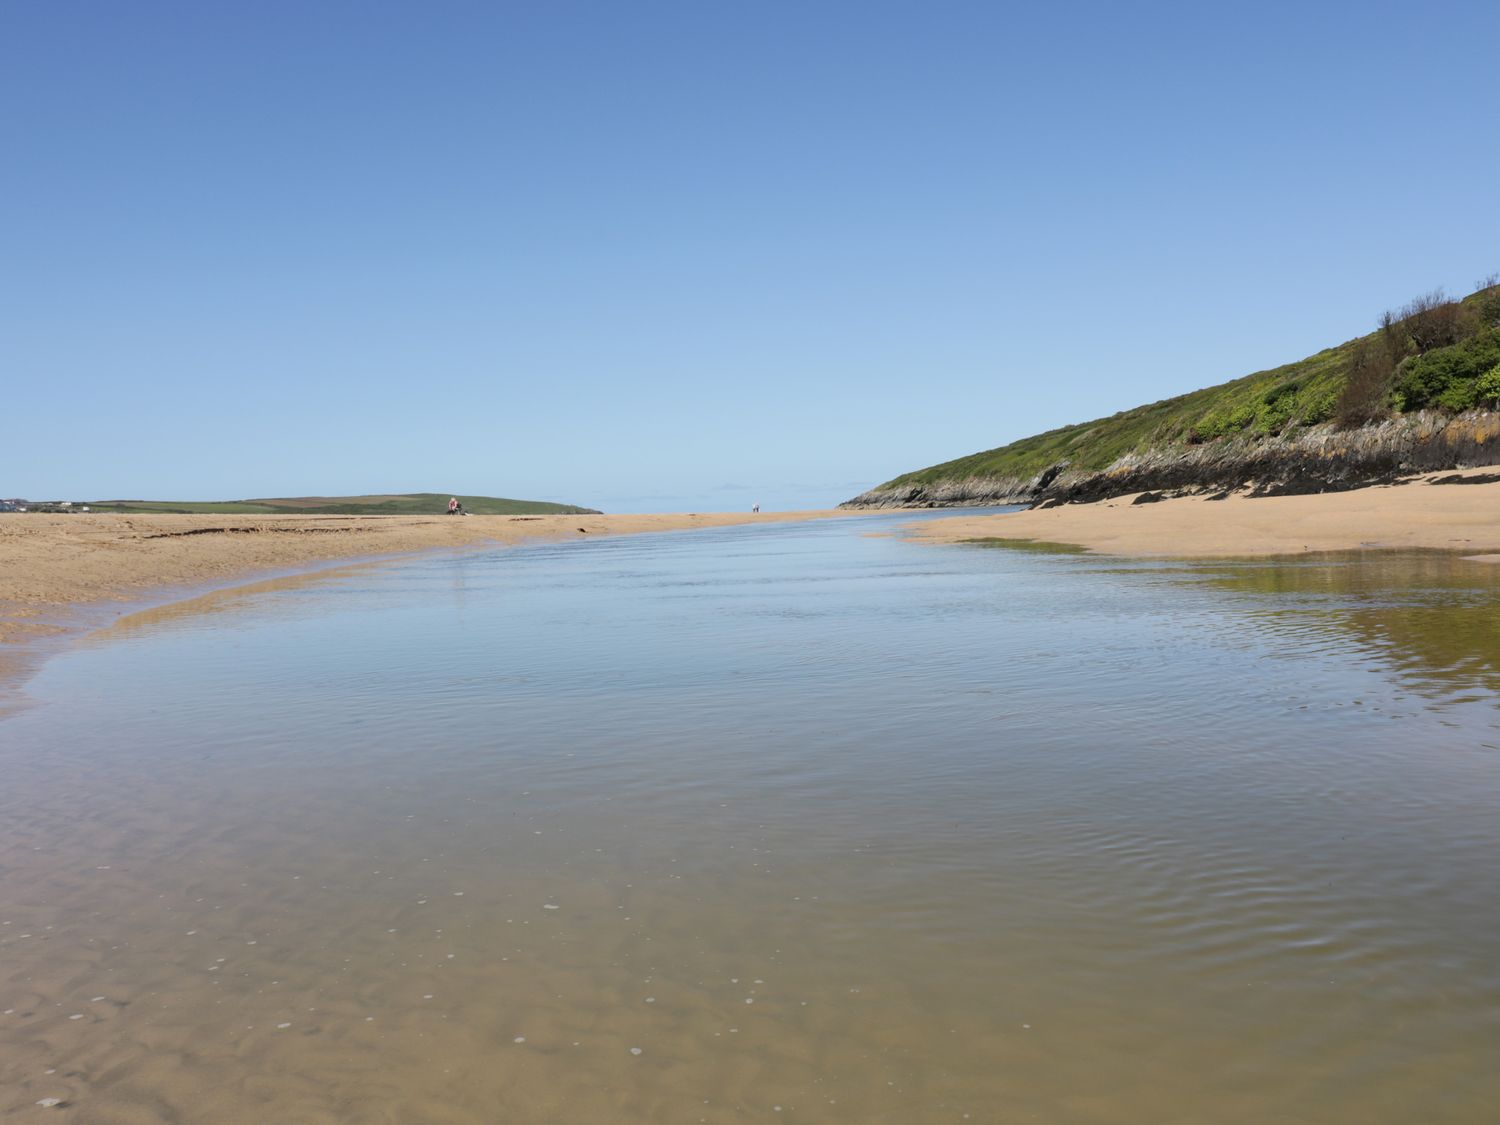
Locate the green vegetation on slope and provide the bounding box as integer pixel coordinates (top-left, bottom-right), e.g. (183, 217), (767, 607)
(878, 281), (1500, 491)
(1393, 330), (1500, 412)
(86, 493), (600, 516)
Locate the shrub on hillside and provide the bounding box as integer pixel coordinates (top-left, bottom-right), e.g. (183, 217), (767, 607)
(1186, 379), (1336, 441)
(1298, 384), (1338, 426)
(1478, 275), (1500, 327)
(1397, 290), (1478, 353)
(1391, 329), (1500, 411)
(1335, 336), (1397, 427)
(1189, 402), (1256, 442)
(1253, 382), (1300, 434)
(1333, 282), (1500, 423)
(1475, 363), (1500, 408)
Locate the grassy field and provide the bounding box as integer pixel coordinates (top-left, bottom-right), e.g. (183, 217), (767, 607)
(85, 493), (601, 516)
(874, 283), (1500, 492)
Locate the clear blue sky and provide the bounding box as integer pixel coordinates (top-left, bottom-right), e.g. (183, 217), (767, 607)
(4, 1), (1496, 511)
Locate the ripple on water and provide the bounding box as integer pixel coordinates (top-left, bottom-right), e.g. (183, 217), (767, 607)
(2, 532), (1499, 1122)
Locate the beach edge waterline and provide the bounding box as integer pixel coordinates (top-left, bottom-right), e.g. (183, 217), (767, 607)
(0, 510), (856, 714)
(899, 471), (1500, 560)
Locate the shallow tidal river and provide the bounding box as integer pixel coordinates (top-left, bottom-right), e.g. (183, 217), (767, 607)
(2, 513), (1498, 1123)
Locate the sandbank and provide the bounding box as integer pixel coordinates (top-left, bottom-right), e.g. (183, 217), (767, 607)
(0, 510), (847, 684)
(903, 468), (1500, 559)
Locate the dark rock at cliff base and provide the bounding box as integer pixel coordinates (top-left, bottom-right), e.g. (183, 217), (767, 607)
(1249, 473), (1407, 499)
(1205, 491), (1233, 501)
(1430, 472), (1500, 485)
(1248, 478), (1341, 499)
(1132, 491), (1166, 504)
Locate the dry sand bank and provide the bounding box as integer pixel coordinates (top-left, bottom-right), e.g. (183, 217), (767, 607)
(904, 468), (1500, 558)
(0, 509), (845, 660)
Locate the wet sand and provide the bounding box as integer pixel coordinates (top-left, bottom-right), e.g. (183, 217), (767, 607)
(904, 468), (1500, 559)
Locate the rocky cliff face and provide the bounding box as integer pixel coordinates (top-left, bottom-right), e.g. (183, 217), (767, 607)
(842, 410), (1500, 509)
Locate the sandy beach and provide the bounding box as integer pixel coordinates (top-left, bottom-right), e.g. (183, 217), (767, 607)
(0, 510), (846, 675)
(903, 468), (1500, 560)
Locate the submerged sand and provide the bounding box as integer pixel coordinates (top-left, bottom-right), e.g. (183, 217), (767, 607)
(904, 468), (1500, 559)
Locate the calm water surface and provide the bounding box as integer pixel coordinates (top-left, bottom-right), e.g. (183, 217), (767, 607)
(2, 514), (1498, 1123)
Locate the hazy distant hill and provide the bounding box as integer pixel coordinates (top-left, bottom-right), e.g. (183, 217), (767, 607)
(845, 280), (1500, 508)
(86, 493), (602, 516)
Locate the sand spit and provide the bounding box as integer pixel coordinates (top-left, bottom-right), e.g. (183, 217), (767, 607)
(0, 509), (845, 657)
(903, 468), (1500, 559)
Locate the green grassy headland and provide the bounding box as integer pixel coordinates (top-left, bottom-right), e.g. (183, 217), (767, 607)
(868, 281), (1500, 494)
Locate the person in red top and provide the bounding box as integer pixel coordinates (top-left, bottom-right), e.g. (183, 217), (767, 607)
(447, 497), (460, 515)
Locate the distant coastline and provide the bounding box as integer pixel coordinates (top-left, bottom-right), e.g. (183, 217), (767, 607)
(7, 492), (602, 517)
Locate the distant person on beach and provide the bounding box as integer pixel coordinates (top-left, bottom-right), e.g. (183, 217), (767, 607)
(752, 503), (760, 513)
(448, 497), (461, 515)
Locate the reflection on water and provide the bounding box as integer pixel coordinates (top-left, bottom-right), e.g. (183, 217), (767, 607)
(1184, 552), (1500, 702)
(2, 518), (1498, 1123)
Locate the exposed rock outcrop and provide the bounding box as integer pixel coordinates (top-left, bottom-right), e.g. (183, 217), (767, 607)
(842, 410), (1500, 509)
